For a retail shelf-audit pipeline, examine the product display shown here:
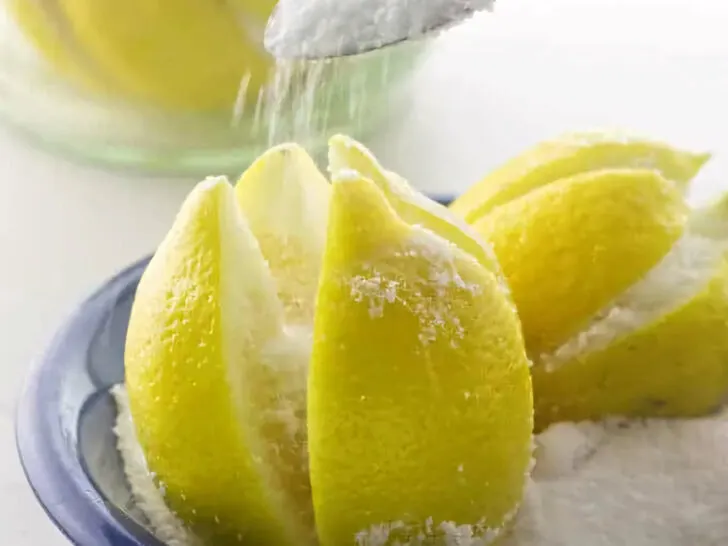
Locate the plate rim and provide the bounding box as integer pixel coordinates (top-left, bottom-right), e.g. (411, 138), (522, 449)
(15, 254), (161, 546)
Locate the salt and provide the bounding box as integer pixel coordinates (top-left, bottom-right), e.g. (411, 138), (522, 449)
(503, 410), (728, 546)
(265, 0), (496, 60)
(113, 382), (728, 546)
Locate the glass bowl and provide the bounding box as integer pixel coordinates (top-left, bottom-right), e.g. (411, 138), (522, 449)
(0, 1), (426, 176)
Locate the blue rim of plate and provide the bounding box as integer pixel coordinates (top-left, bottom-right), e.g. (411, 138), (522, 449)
(15, 255), (159, 546)
(14, 194), (454, 546)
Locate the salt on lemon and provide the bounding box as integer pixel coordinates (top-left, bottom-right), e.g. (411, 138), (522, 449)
(450, 132), (728, 431)
(124, 160), (329, 543)
(307, 149), (533, 545)
(235, 143), (331, 324)
(531, 191), (728, 429)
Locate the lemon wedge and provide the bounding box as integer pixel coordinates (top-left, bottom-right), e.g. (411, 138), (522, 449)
(307, 168), (533, 545)
(235, 143), (330, 324)
(327, 134), (506, 285)
(533, 196), (728, 430)
(12, 0), (274, 111)
(449, 131), (710, 223)
(124, 177), (315, 545)
(471, 168), (689, 357)
(450, 132), (728, 431)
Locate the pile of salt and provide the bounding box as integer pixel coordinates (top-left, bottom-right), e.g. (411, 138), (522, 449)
(115, 377), (728, 546)
(503, 411), (728, 546)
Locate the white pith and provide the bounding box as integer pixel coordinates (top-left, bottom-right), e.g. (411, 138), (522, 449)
(540, 233), (724, 372)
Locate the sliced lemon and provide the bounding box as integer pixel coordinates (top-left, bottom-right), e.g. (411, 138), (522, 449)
(308, 169), (533, 545)
(327, 134), (506, 287)
(15, 0), (274, 111)
(471, 168), (689, 357)
(124, 177), (315, 545)
(235, 143), (330, 324)
(450, 131), (710, 223)
(533, 221), (728, 431)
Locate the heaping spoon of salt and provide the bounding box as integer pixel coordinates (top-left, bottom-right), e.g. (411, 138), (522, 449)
(264, 0), (496, 60)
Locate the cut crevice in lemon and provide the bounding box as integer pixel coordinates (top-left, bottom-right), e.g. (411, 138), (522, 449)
(540, 233), (725, 372)
(124, 177), (315, 545)
(469, 168), (689, 357)
(531, 205), (728, 430)
(327, 134), (511, 298)
(235, 143), (331, 325)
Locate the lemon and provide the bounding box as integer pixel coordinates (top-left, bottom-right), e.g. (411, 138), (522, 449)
(307, 168), (533, 545)
(235, 143), (331, 324)
(11, 0), (274, 111)
(7, 0), (99, 90)
(327, 134), (505, 280)
(124, 177), (316, 545)
(449, 131), (710, 224)
(470, 168), (689, 357)
(532, 197), (728, 431)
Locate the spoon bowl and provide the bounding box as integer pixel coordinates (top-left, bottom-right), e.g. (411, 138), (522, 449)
(264, 0), (495, 60)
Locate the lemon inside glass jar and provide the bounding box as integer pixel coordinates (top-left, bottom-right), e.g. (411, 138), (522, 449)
(8, 0), (277, 112)
(2, 0), (424, 174)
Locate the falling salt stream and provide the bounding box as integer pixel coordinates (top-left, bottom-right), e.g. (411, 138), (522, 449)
(230, 56), (376, 152)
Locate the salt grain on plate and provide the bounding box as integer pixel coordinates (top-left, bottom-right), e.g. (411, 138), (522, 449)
(113, 382), (728, 546)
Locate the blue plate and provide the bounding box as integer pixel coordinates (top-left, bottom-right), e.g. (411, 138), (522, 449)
(15, 196), (456, 545)
(16, 255), (162, 546)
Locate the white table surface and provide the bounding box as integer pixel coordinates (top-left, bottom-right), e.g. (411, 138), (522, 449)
(1, 0), (728, 543)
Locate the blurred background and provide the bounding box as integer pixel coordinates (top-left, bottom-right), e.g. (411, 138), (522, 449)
(1, 0), (727, 543)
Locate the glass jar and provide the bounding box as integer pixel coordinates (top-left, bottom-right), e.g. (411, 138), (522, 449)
(0, 0), (425, 175)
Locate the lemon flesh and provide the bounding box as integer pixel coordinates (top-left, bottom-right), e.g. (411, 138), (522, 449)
(308, 171), (533, 545)
(124, 178), (314, 545)
(450, 131), (710, 224)
(235, 143), (330, 325)
(533, 233), (728, 431)
(471, 169), (688, 357)
(12, 0), (274, 112)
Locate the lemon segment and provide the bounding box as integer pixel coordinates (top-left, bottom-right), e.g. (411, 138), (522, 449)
(471, 169), (688, 357)
(532, 236), (728, 431)
(308, 170), (533, 545)
(450, 131), (710, 223)
(124, 177), (314, 545)
(327, 134), (505, 279)
(531, 190), (728, 431)
(235, 143), (331, 325)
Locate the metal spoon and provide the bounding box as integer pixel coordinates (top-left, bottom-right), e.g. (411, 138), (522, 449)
(264, 0), (495, 61)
